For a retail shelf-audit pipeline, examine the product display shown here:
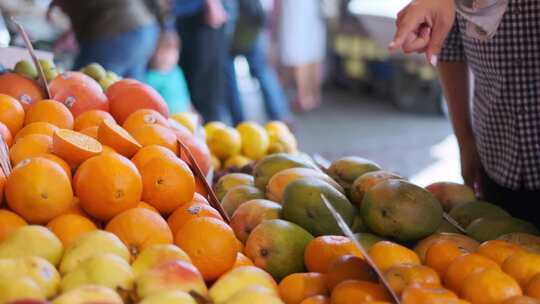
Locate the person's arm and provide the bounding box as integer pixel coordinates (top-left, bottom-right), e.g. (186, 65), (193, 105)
(389, 0), (455, 65)
(436, 21), (483, 195)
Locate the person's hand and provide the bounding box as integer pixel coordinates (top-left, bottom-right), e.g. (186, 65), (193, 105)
(389, 0), (456, 66)
(459, 137), (484, 198)
(205, 0), (228, 29)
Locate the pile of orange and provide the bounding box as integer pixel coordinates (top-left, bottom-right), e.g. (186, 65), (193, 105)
(0, 72), (241, 285)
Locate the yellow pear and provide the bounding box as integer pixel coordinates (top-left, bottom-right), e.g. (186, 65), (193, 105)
(139, 291), (197, 304)
(136, 260), (208, 299)
(223, 286), (284, 304)
(52, 285), (123, 304)
(60, 230), (130, 274)
(0, 225), (63, 266)
(210, 266), (278, 303)
(0, 276), (46, 303)
(132, 244), (191, 276)
(1, 256), (61, 298)
(61, 253), (134, 296)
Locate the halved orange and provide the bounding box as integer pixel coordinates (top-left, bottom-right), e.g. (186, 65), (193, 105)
(97, 119), (142, 158)
(52, 129), (103, 167)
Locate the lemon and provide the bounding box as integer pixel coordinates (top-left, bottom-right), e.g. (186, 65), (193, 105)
(211, 154), (222, 170)
(224, 155), (252, 169)
(171, 112), (199, 134)
(204, 121), (228, 138)
(237, 122), (270, 160)
(208, 127), (242, 160)
(265, 121), (290, 136)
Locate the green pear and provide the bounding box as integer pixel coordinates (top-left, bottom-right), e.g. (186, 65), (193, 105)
(209, 266), (277, 303)
(139, 291), (197, 304)
(132, 244), (191, 276)
(0, 225), (63, 266)
(136, 260), (208, 299)
(0, 276), (46, 303)
(52, 285), (123, 304)
(223, 286), (283, 304)
(82, 63), (106, 81)
(14, 60), (38, 79)
(60, 230), (130, 274)
(61, 253), (134, 300)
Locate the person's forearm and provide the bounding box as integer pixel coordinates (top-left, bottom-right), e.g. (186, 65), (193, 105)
(438, 62), (473, 145)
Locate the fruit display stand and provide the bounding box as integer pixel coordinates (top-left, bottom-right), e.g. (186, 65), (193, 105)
(1, 25), (540, 304)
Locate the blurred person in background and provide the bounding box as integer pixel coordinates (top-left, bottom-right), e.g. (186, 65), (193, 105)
(145, 31), (191, 114)
(226, 0), (290, 125)
(278, 0), (326, 112)
(49, 0), (161, 80)
(175, 0), (231, 123)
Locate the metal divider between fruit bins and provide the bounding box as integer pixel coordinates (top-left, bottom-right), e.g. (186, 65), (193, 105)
(177, 138), (230, 223)
(11, 18), (52, 99)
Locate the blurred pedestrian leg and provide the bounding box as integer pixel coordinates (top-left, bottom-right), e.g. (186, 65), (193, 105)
(176, 0), (230, 123)
(75, 24), (160, 80)
(53, 0), (160, 80)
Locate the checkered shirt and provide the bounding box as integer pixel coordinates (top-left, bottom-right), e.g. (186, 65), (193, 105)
(440, 0), (540, 190)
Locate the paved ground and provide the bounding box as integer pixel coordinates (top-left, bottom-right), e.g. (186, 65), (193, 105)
(238, 66), (462, 185)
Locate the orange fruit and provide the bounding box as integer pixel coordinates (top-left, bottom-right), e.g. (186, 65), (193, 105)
(0, 209), (27, 242)
(425, 239), (468, 278)
(9, 134), (52, 165)
(0, 73), (45, 110)
(137, 201), (159, 213)
(131, 144), (178, 171)
(462, 269), (523, 304)
(0, 169), (5, 202)
(401, 284), (459, 304)
(106, 208), (173, 256)
(105, 78), (141, 100)
(0, 122), (13, 147)
(140, 156), (195, 214)
(24, 99), (74, 129)
(384, 263), (441, 296)
(109, 82), (168, 124)
(79, 126), (99, 139)
(233, 252), (254, 268)
(14, 122), (59, 142)
(53, 83), (109, 118)
(63, 197), (89, 217)
(368, 241), (420, 272)
(5, 157), (73, 224)
(526, 273), (540, 299)
(172, 123), (213, 176)
(74, 152), (142, 221)
(52, 129), (103, 167)
(73, 110), (115, 131)
(174, 217), (238, 281)
(33, 153), (72, 180)
(122, 109), (170, 133)
(478, 240), (526, 265)
(502, 252), (540, 289)
(49, 71), (102, 97)
(46, 213), (97, 247)
(325, 255), (376, 291)
(300, 295), (330, 304)
(504, 296), (540, 304)
(97, 119), (141, 158)
(279, 272), (329, 304)
(444, 253), (501, 294)
(304, 236), (364, 273)
(167, 203), (222, 235)
(130, 124), (178, 154)
(330, 280), (390, 304)
(0, 93), (25, 135)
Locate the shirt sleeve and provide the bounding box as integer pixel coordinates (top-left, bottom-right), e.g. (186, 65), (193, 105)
(439, 19), (466, 62)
